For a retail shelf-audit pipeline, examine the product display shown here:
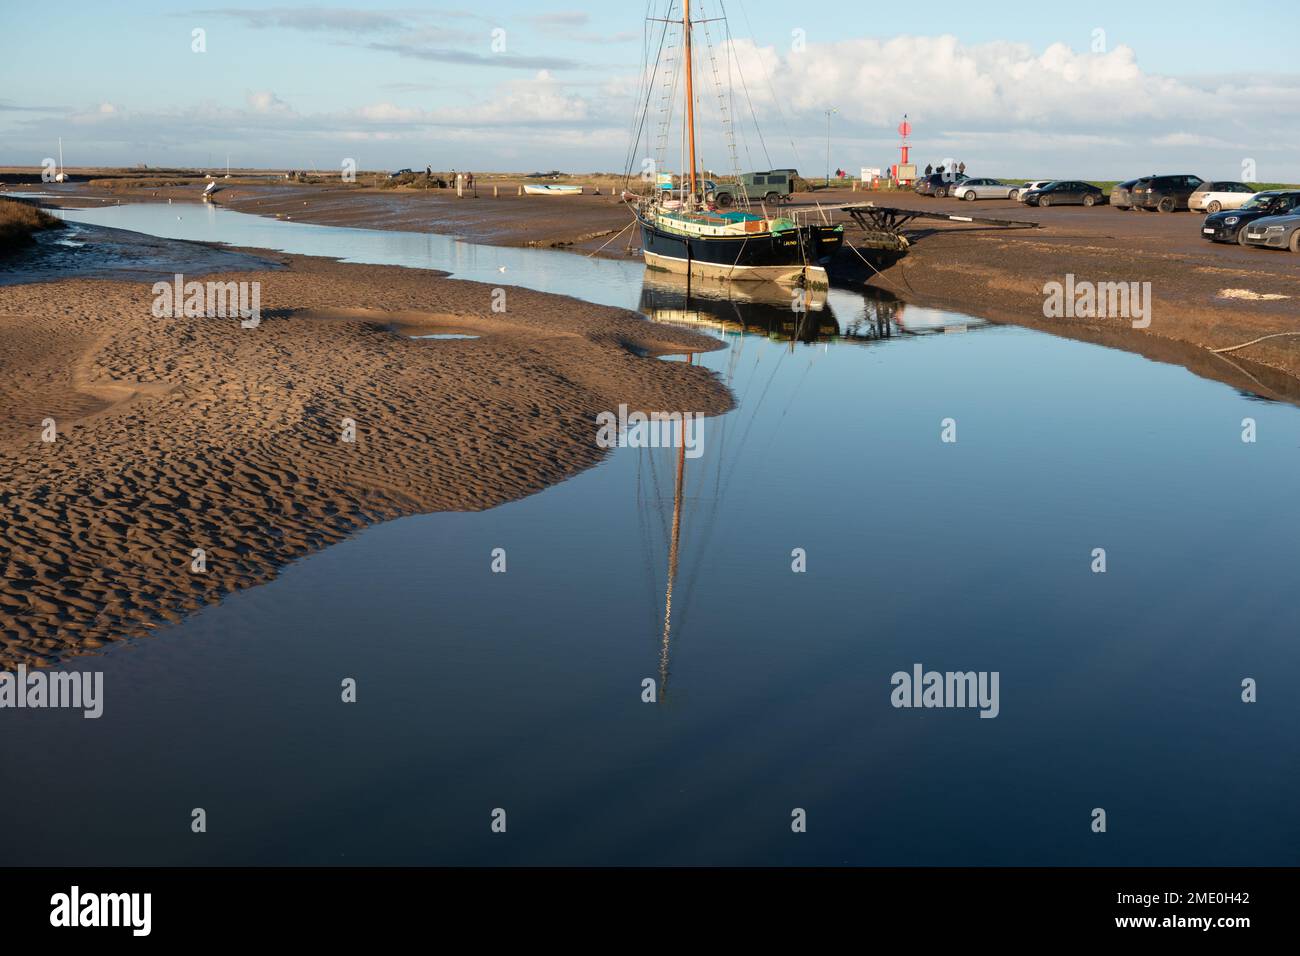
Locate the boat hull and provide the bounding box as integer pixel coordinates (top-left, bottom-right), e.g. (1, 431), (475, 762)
(638, 218), (842, 289)
(523, 185), (582, 196)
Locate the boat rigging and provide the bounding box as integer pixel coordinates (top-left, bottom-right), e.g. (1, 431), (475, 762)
(623, 0), (843, 290)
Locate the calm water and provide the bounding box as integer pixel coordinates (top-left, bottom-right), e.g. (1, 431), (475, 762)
(2, 203), (1297, 866)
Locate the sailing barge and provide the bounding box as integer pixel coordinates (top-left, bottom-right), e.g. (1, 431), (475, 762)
(639, 207), (843, 288)
(626, 0), (842, 290)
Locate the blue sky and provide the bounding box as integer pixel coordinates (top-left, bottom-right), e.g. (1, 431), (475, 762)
(2, 1), (1297, 180)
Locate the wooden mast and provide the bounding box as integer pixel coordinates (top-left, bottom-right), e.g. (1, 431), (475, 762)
(658, 353), (692, 700)
(683, 0), (698, 207)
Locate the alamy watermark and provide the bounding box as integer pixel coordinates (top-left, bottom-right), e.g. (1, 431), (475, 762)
(152, 273), (261, 327)
(50, 886), (150, 936)
(890, 663), (1000, 718)
(0, 665), (103, 718)
(1043, 273), (1151, 328)
(595, 404), (704, 459)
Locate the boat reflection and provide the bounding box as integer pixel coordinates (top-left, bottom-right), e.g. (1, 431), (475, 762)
(637, 395), (697, 706)
(639, 270), (982, 346)
(635, 351), (709, 705)
(636, 274), (988, 701)
(639, 271), (833, 344)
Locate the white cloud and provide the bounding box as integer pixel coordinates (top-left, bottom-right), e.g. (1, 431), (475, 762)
(3, 34), (1296, 178)
(1150, 132), (1239, 149)
(247, 90), (292, 114)
(724, 35), (1245, 126)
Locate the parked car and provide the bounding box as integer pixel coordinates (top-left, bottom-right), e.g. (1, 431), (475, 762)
(1109, 178), (1145, 210)
(1013, 180), (1054, 201)
(1201, 191), (1300, 245)
(951, 178), (1017, 201)
(387, 168), (413, 179)
(914, 172), (970, 198)
(1241, 208), (1300, 252)
(1189, 181), (1258, 213)
(703, 179), (739, 206)
(1129, 174), (1204, 212)
(1020, 180), (1107, 207)
(709, 170), (797, 205)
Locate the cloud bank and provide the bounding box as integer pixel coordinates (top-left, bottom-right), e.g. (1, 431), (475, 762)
(2, 33), (1296, 179)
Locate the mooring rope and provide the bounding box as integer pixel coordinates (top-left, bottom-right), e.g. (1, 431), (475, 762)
(587, 217), (638, 258)
(1208, 331), (1300, 354)
(844, 237), (911, 296)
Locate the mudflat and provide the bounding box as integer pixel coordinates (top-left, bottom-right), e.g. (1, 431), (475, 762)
(32, 176), (1293, 384)
(0, 252), (730, 667)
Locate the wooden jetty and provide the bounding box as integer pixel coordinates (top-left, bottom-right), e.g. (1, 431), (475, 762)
(836, 202), (1042, 256)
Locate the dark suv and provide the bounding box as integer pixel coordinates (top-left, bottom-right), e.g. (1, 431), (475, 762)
(914, 172), (970, 198)
(1109, 178), (1145, 210)
(1130, 174), (1204, 212)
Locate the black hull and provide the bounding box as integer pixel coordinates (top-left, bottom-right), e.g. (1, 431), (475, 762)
(638, 215), (842, 287)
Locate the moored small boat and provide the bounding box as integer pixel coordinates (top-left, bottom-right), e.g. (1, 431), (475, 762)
(523, 184), (583, 196)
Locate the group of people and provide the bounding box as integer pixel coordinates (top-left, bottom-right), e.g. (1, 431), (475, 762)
(418, 166), (475, 190)
(923, 161), (967, 177)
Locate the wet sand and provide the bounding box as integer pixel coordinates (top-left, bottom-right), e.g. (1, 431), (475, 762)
(25, 177), (1296, 383)
(0, 252), (730, 667)
(826, 190), (1300, 388)
(8, 177), (636, 252)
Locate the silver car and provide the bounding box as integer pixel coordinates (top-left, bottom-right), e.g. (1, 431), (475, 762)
(1241, 210), (1300, 252)
(952, 178), (1017, 201)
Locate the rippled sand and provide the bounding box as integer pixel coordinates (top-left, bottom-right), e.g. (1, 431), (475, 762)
(0, 253), (730, 667)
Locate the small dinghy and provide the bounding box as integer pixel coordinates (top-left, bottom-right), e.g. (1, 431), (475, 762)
(523, 184), (583, 196)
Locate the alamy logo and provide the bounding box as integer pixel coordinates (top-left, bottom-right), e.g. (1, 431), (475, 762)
(0, 665), (103, 718)
(152, 273), (261, 327)
(890, 663), (1000, 718)
(50, 886), (151, 936)
(1043, 273), (1151, 329)
(595, 404), (704, 459)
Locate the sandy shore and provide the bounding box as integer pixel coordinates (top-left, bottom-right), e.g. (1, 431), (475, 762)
(25, 177), (1297, 388)
(0, 253), (730, 667)
(9, 177), (637, 251)
(829, 191), (1300, 395)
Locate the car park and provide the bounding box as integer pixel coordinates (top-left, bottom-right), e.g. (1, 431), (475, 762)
(951, 178), (1018, 200)
(1201, 191), (1300, 245)
(1189, 181), (1258, 213)
(1241, 208), (1300, 252)
(1129, 174), (1204, 212)
(1109, 178), (1145, 210)
(1020, 180), (1107, 207)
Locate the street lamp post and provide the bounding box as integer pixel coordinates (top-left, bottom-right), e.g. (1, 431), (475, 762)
(824, 107), (838, 188)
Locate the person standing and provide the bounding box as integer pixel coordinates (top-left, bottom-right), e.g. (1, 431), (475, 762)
(925, 163), (933, 176)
